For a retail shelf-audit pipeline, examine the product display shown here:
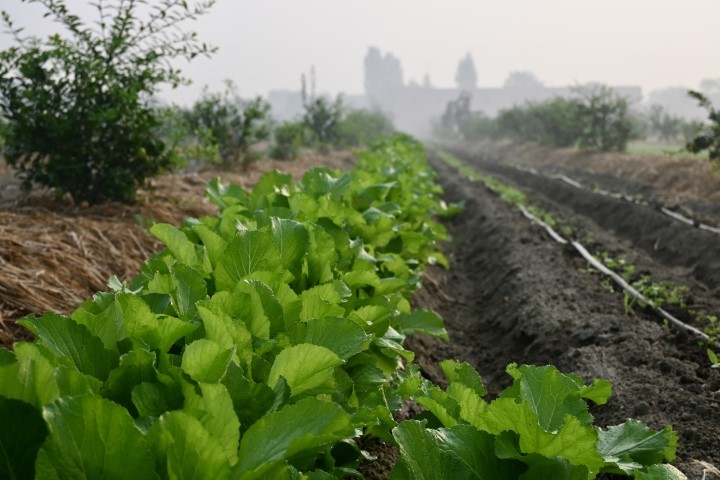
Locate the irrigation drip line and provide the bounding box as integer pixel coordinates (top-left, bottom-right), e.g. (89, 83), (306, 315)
(519, 202), (714, 345)
(510, 164), (720, 235)
(455, 158), (717, 346)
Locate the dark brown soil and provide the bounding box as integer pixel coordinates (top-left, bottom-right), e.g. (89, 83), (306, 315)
(401, 152), (720, 479)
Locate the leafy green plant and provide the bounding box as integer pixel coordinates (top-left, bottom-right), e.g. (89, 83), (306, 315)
(269, 121), (306, 160)
(337, 108), (395, 147)
(686, 90), (720, 163)
(183, 83), (271, 167)
(574, 84), (633, 152)
(394, 362), (683, 479)
(0, 0), (216, 204)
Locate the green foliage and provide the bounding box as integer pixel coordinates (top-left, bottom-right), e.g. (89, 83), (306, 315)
(442, 84), (632, 152)
(183, 83), (271, 167)
(394, 363), (683, 480)
(0, 136), (681, 478)
(0, 134), (452, 478)
(686, 90), (720, 163)
(574, 84), (633, 152)
(302, 96), (343, 147)
(0, 0), (216, 204)
(337, 109), (395, 147)
(497, 97), (582, 147)
(155, 105), (221, 169)
(270, 121), (306, 160)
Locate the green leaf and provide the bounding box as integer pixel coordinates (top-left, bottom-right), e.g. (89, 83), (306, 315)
(300, 317), (371, 360)
(502, 364), (595, 431)
(102, 349), (157, 413)
(518, 456), (590, 479)
(184, 383), (241, 466)
(36, 395), (157, 479)
(169, 263), (207, 321)
(390, 421), (525, 479)
(306, 226), (337, 286)
(271, 217), (308, 276)
(181, 339), (233, 383)
(235, 398), (354, 479)
(157, 315), (197, 351)
(597, 420), (678, 473)
(215, 231), (281, 291)
(393, 310), (448, 339)
(132, 382), (183, 418)
(151, 223), (200, 266)
(72, 293), (161, 350)
(0, 396), (48, 480)
(633, 464), (687, 480)
(267, 344), (343, 396)
(474, 398), (605, 475)
(18, 313), (118, 380)
(439, 360), (485, 397)
(0, 343), (59, 408)
(0, 348), (14, 366)
(193, 224), (228, 270)
(149, 410), (231, 480)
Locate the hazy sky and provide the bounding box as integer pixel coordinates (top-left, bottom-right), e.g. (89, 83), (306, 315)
(1, 0), (718, 104)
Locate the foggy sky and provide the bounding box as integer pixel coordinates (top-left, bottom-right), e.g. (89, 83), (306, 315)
(1, 0), (718, 104)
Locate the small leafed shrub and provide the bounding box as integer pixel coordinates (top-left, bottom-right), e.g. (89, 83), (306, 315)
(270, 121), (306, 160)
(183, 84), (271, 167)
(0, 0), (216, 204)
(337, 109), (395, 147)
(686, 90), (720, 163)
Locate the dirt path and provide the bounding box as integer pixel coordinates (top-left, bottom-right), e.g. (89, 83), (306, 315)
(408, 152), (720, 479)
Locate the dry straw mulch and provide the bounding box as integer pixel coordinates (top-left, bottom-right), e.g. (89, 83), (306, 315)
(0, 151), (355, 348)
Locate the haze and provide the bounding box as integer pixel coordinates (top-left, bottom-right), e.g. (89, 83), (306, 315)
(1, 0), (717, 104)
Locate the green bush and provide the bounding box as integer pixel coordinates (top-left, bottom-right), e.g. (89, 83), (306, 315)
(686, 90), (720, 163)
(301, 96), (343, 148)
(155, 106), (221, 169)
(574, 84), (633, 152)
(0, 1), (215, 204)
(496, 98), (581, 147)
(183, 84), (271, 167)
(337, 109), (394, 147)
(270, 122), (306, 160)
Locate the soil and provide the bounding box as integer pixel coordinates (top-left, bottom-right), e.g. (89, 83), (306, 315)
(401, 149), (720, 479)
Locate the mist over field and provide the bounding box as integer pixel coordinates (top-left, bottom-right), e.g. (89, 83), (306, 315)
(2, 0), (718, 102)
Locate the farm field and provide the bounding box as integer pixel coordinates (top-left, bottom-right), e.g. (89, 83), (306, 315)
(416, 145), (720, 478)
(0, 138), (717, 478)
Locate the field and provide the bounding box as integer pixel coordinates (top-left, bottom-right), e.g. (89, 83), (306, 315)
(1, 139), (719, 479)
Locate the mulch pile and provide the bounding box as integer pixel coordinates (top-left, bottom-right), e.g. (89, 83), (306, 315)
(0, 152), (355, 348)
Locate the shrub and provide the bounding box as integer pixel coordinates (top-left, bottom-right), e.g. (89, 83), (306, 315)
(0, 1), (216, 204)
(270, 121), (306, 160)
(496, 98), (581, 147)
(302, 96), (343, 148)
(337, 109), (394, 147)
(183, 84), (271, 167)
(574, 84), (633, 152)
(686, 90), (720, 163)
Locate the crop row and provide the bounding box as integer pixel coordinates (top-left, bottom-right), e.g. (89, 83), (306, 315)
(0, 135), (683, 479)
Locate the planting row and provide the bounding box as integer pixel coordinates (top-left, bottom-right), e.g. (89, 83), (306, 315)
(0, 136), (682, 479)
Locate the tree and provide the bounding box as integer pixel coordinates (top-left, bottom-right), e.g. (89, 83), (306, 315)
(686, 90), (720, 163)
(0, 0), (216, 204)
(183, 83), (271, 167)
(503, 71), (544, 89)
(454, 53), (477, 92)
(574, 84), (632, 152)
(301, 67), (343, 147)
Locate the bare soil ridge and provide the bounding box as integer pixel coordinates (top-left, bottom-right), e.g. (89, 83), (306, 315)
(406, 152), (720, 478)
